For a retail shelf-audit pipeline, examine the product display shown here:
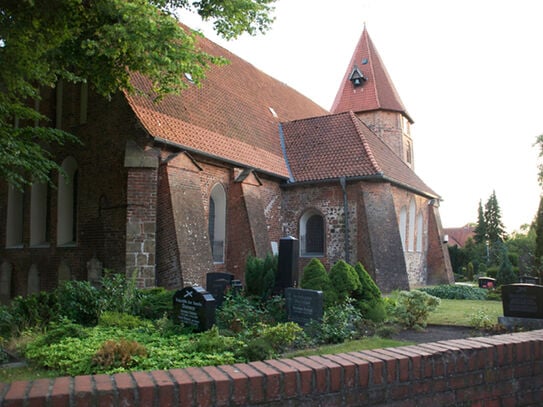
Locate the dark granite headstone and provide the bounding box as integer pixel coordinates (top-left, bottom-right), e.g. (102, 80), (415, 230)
(285, 287), (323, 326)
(478, 277), (497, 289)
(173, 286), (216, 331)
(206, 272), (234, 307)
(276, 236), (299, 291)
(501, 284), (543, 319)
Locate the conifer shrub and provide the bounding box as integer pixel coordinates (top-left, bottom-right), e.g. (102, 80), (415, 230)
(245, 253), (277, 299)
(352, 262), (386, 322)
(328, 260), (361, 303)
(300, 258), (337, 306)
(496, 251), (517, 286)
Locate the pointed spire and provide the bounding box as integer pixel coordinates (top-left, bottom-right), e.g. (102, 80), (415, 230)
(331, 26), (412, 123)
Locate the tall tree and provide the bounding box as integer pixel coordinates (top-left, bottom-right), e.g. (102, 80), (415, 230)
(474, 200), (486, 244)
(0, 0), (276, 189)
(484, 190), (507, 244)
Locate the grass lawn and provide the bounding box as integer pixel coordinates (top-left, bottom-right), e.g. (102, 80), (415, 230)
(427, 299), (502, 326)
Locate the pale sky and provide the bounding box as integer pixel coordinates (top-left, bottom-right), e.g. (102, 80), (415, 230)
(179, 0), (543, 233)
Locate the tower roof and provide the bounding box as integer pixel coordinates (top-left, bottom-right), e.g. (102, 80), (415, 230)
(331, 26), (412, 122)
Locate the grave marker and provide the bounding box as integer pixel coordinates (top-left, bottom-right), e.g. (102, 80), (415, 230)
(285, 287), (323, 326)
(501, 283), (543, 319)
(206, 272), (234, 307)
(173, 286), (216, 331)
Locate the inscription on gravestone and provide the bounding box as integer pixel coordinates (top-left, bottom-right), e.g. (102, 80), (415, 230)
(173, 286), (216, 332)
(502, 284), (543, 319)
(206, 272), (234, 307)
(285, 287), (323, 326)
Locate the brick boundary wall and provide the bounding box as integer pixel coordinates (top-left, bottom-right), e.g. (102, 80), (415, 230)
(1, 329), (542, 406)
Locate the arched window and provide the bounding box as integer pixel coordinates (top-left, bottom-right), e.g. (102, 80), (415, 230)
(416, 212), (424, 252)
(57, 157), (78, 246)
(208, 184), (226, 263)
(30, 182), (50, 246)
(399, 206), (407, 251)
(6, 185), (24, 248)
(300, 210), (324, 256)
(408, 198), (416, 252)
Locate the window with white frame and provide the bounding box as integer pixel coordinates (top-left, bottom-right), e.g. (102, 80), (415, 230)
(416, 212), (424, 252)
(300, 210), (324, 256)
(399, 206), (407, 251)
(57, 157), (78, 246)
(208, 183), (226, 263)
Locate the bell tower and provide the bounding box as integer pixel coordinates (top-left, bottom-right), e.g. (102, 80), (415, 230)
(331, 26), (414, 168)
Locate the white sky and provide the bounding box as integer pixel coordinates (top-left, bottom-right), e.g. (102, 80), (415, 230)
(179, 0), (543, 233)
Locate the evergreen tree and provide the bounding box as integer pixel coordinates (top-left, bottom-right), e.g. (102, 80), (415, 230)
(474, 200), (486, 244)
(485, 191), (507, 244)
(496, 247), (517, 286)
(300, 258), (336, 307)
(328, 260), (361, 303)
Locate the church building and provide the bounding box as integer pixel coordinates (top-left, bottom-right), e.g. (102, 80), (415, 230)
(0, 26), (453, 302)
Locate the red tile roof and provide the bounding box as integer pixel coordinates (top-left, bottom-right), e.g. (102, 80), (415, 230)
(125, 29), (328, 178)
(444, 225), (476, 247)
(281, 111), (438, 197)
(331, 26), (412, 122)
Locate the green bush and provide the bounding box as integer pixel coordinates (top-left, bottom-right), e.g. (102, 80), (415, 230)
(137, 287), (175, 320)
(419, 284), (487, 300)
(56, 280), (102, 326)
(329, 260), (361, 303)
(496, 251), (517, 286)
(245, 254), (277, 299)
(4, 291), (60, 336)
(39, 318), (87, 346)
(300, 258), (336, 307)
(390, 290), (440, 329)
(352, 262), (386, 322)
(98, 312), (152, 330)
(99, 270), (141, 315)
(216, 293), (263, 332)
(306, 300), (363, 344)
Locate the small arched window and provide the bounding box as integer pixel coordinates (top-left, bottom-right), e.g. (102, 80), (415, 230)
(300, 210), (325, 256)
(208, 184), (226, 263)
(57, 157), (78, 246)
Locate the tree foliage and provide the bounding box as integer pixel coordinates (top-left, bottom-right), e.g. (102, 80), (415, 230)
(0, 0), (276, 188)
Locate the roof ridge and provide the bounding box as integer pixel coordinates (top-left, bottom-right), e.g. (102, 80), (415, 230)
(348, 111), (383, 174)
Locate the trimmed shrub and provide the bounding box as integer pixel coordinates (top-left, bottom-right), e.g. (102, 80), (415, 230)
(329, 260), (361, 303)
(390, 290), (440, 329)
(306, 300), (363, 344)
(352, 262), (386, 322)
(245, 254), (277, 299)
(300, 258), (336, 306)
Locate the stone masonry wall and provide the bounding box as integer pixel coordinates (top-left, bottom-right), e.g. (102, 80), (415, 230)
(2, 329), (541, 406)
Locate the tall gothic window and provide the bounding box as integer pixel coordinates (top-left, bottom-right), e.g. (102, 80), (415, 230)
(30, 181), (50, 246)
(57, 157), (78, 246)
(416, 212), (424, 252)
(399, 206), (407, 251)
(408, 198), (416, 252)
(300, 210), (324, 256)
(208, 184), (226, 263)
(6, 185), (24, 248)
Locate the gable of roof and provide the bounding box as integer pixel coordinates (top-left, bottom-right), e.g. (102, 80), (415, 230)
(331, 27), (412, 122)
(444, 225), (476, 247)
(281, 111), (438, 198)
(126, 26), (329, 178)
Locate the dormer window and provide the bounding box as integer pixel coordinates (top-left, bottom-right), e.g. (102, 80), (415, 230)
(349, 66), (367, 87)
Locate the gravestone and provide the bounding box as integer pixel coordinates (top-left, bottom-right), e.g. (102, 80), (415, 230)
(276, 236), (299, 292)
(87, 256), (103, 286)
(206, 272), (234, 307)
(501, 284), (543, 319)
(173, 286), (216, 331)
(58, 260), (71, 282)
(285, 287), (323, 326)
(478, 277), (496, 289)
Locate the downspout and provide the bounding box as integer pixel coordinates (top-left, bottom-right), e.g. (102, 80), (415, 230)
(340, 177), (350, 264)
